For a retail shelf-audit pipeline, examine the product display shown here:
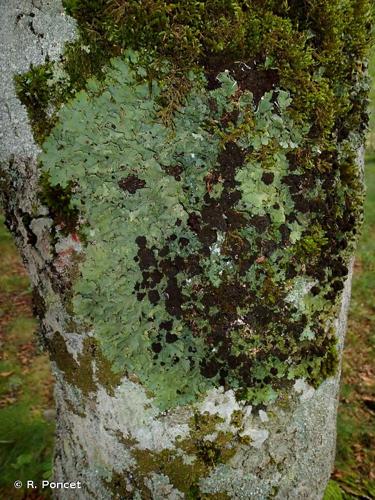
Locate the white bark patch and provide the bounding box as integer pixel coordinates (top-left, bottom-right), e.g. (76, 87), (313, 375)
(144, 473), (184, 500)
(30, 217), (54, 261)
(199, 377), (339, 498)
(199, 387), (270, 449)
(0, 0), (76, 161)
(240, 428), (269, 448)
(285, 277), (317, 309)
(259, 409), (269, 422)
(65, 331), (86, 360)
(293, 378), (316, 401)
(54, 233), (83, 273)
(95, 380), (191, 451)
(199, 387), (241, 424)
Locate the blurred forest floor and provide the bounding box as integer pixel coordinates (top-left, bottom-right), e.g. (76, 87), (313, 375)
(0, 216), (54, 499)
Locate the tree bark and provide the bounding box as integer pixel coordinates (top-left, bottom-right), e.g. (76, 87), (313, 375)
(0, 1), (368, 499)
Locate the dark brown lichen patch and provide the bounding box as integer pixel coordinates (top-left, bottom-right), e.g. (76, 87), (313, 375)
(118, 175), (146, 194)
(47, 332), (95, 395)
(163, 164), (184, 181)
(204, 55), (279, 104)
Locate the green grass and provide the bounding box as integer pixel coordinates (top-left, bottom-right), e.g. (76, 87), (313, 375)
(0, 222), (30, 294)
(0, 404), (54, 493)
(0, 213), (54, 499)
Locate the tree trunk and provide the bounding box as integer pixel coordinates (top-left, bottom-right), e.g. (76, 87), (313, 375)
(0, 1), (371, 499)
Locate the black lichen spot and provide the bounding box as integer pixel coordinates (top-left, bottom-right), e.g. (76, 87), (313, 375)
(149, 269), (163, 287)
(261, 172), (274, 185)
(118, 175), (146, 194)
(164, 277), (184, 318)
(201, 359), (220, 378)
(179, 237), (189, 247)
(148, 289), (160, 304)
(136, 239), (157, 270)
(262, 239), (277, 257)
(201, 204), (224, 227)
(187, 213), (201, 233)
(20, 212), (38, 246)
(205, 56), (279, 105)
(279, 224), (291, 246)
(151, 342), (162, 353)
(166, 332), (178, 343)
(164, 164), (183, 181)
(217, 141), (246, 173)
(160, 320), (173, 331)
(250, 215), (271, 233)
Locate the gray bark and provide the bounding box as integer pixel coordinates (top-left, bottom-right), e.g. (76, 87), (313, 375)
(0, 2), (357, 499)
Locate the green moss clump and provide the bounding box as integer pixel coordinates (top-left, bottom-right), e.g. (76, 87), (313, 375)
(19, 1), (372, 143)
(60, 0), (372, 138)
(38, 172), (80, 234)
(47, 333), (122, 398)
(127, 412), (236, 497)
(14, 63), (58, 144)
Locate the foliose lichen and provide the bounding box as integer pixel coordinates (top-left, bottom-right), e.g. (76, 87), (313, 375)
(15, 1), (373, 410)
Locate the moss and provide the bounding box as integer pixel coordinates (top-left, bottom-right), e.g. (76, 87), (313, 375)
(47, 333), (122, 397)
(17, 1), (372, 144)
(39, 172), (80, 235)
(105, 471), (147, 499)
(14, 63), (58, 144)
(230, 409), (243, 428)
(31, 287), (50, 350)
(94, 345), (125, 395)
(58, 0), (372, 140)
(133, 448), (206, 494)
(129, 412), (238, 496)
(178, 413), (238, 466)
